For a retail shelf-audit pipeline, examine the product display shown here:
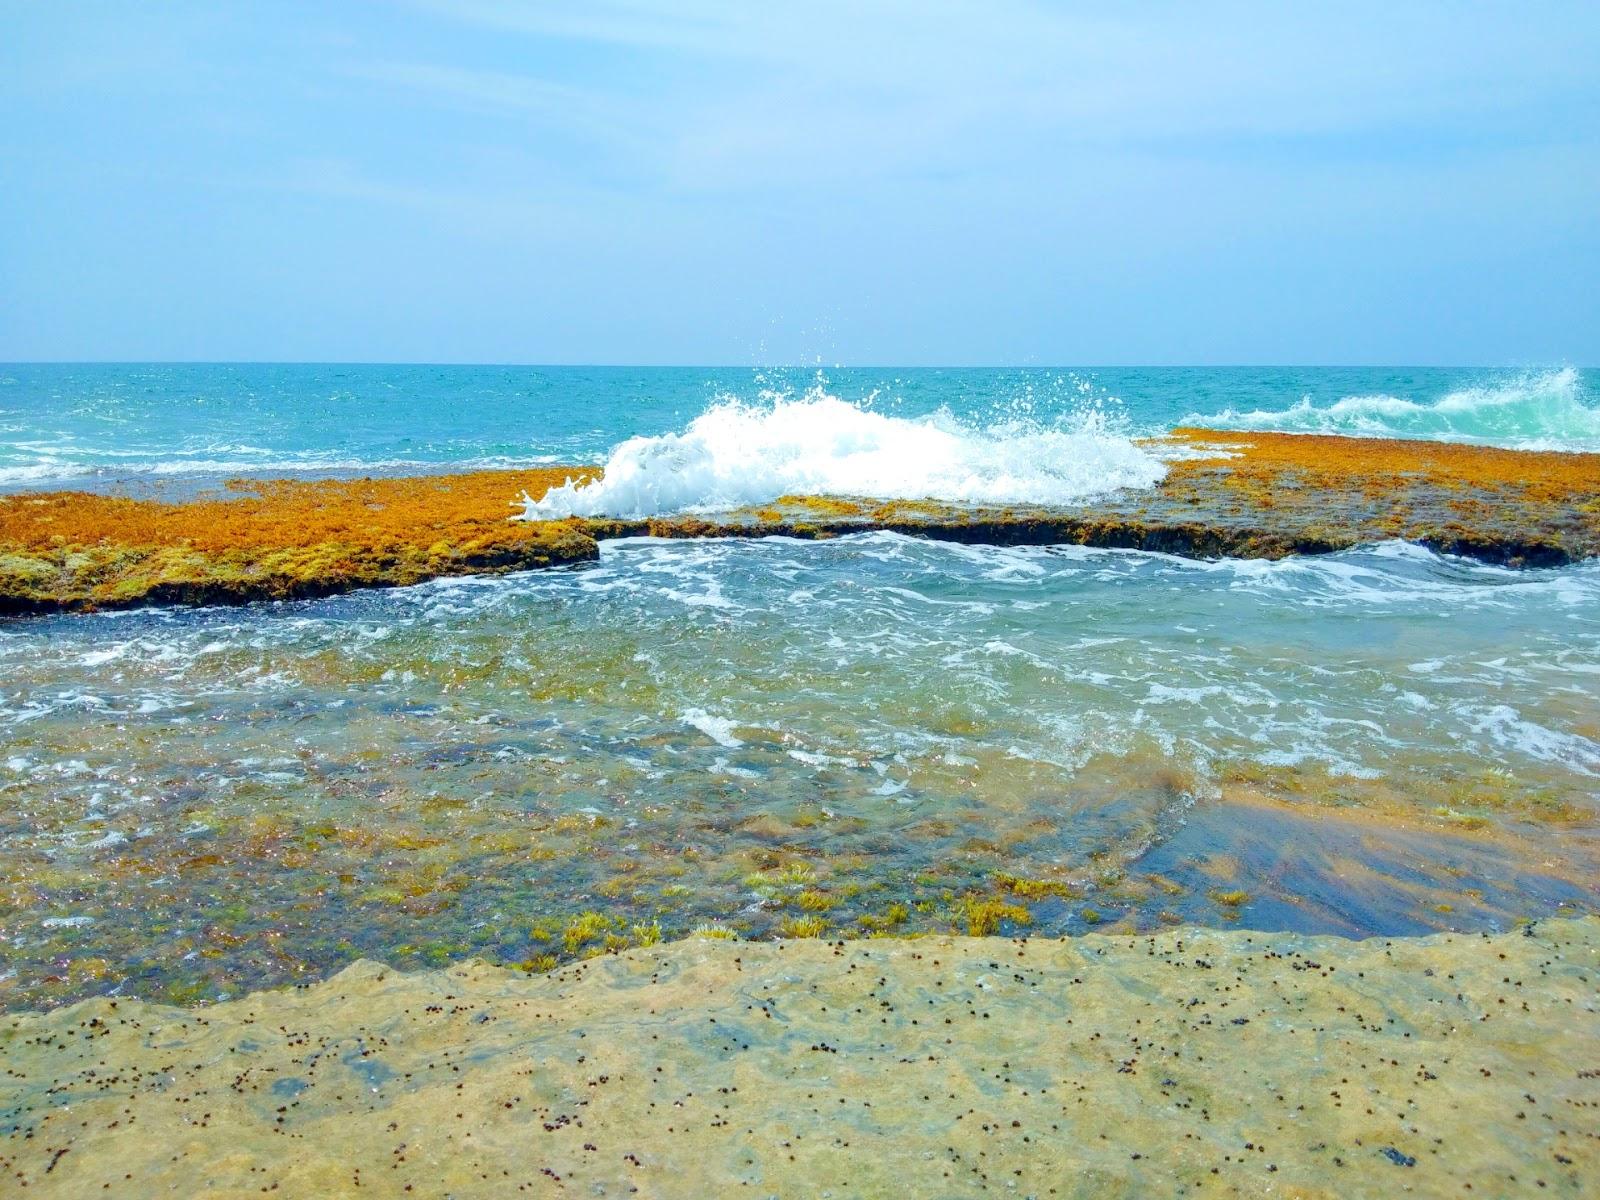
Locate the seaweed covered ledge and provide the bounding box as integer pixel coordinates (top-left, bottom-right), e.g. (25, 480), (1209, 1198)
(0, 469), (603, 614)
(2, 431), (1596, 614)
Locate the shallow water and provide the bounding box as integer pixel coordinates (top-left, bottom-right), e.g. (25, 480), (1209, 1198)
(3, 534), (1596, 1007)
(4, 363), (1598, 1007)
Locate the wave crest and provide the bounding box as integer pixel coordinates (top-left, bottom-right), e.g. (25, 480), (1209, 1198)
(517, 389), (1166, 519)
(1195, 367), (1600, 451)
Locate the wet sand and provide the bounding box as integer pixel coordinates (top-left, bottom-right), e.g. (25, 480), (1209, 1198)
(3, 431), (1596, 613)
(4, 918), (1596, 1198)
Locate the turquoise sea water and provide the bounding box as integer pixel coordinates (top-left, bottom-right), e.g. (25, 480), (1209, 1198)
(1, 364), (1597, 1008)
(2, 363), (1597, 489)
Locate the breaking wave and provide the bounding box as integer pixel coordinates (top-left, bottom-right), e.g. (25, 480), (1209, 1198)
(1195, 367), (1600, 451)
(517, 389), (1165, 519)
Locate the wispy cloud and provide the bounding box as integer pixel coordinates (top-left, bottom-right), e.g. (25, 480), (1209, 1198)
(5, 1), (1597, 361)
(396, 0), (749, 56)
(376, 0), (1600, 193)
(346, 61), (587, 117)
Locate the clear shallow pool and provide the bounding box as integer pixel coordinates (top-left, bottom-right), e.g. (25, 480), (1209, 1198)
(3, 534), (1596, 1007)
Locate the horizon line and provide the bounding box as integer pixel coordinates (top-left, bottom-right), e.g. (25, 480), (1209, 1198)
(2, 360), (1591, 372)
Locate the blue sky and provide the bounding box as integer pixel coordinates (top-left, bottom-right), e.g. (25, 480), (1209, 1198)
(2, 1), (1597, 365)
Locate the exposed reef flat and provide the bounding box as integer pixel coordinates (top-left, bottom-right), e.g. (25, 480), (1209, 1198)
(4, 919), (1596, 1198)
(0, 469), (600, 614)
(709, 429), (1600, 566)
(2, 431), (1595, 613)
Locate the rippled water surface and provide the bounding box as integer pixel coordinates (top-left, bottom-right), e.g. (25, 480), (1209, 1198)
(4, 363), (1596, 489)
(3, 535), (1597, 1007)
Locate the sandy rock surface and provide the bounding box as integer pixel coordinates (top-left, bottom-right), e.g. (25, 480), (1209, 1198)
(4, 919), (1597, 1198)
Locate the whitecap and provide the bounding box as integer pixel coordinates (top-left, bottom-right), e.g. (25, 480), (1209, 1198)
(516, 387), (1164, 518)
(1193, 367), (1600, 451)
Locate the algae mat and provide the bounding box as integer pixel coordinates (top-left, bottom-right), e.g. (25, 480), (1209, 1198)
(4, 431), (1597, 613)
(4, 921), (1596, 1198)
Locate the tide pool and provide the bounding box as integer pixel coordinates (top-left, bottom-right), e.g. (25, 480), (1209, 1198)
(2, 529), (1595, 1007)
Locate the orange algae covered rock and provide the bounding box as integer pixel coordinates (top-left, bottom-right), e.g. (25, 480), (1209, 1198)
(627, 431), (1598, 566)
(1152, 429), (1600, 563)
(2, 433), (1596, 614)
(1166, 427), (1600, 503)
(0, 469), (599, 613)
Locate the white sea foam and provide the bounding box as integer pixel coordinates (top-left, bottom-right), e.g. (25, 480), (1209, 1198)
(1193, 367), (1600, 451)
(0, 453), (564, 487)
(516, 389), (1165, 519)
(1460, 704), (1600, 776)
(681, 708), (744, 748)
(0, 461), (76, 485)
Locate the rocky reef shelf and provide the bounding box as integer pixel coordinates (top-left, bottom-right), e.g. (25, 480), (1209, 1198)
(4, 918), (1595, 1197)
(2, 430), (1596, 614)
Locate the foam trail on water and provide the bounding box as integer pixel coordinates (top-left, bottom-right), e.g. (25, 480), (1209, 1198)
(518, 389), (1165, 519)
(1194, 367), (1600, 451)
(0, 453), (567, 488)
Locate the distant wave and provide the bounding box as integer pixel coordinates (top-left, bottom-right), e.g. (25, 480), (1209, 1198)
(0, 462), (75, 485)
(1193, 367), (1600, 451)
(0, 453), (565, 487)
(517, 388), (1165, 518)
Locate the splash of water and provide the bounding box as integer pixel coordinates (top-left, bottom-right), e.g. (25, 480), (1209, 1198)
(1196, 367), (1600, 451)
(517, 386), (1165, 519)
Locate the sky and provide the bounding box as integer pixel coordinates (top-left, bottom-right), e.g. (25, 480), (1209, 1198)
(2, 1), (1598, 365)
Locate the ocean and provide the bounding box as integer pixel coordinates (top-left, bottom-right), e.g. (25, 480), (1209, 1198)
(3, 363), (1598, 492)
(1, 363), (1597, 1007)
